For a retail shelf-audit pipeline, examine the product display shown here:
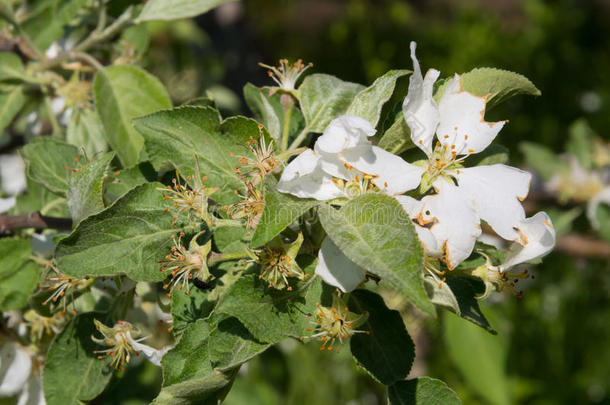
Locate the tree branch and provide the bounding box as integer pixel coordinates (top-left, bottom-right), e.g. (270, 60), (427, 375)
(556, 233), (610, 259)
(0, 212), (72, 233)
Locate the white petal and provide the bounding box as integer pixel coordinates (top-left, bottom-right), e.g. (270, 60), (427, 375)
(340, 145), (424, 194)
(417, 179), (481, 269)
(587, 186), (610, 230)
(436, 74), (506, 155)
(501, 212), (556, 270)
(316, 238), (366, 292)
(17, 374), (45, 405)
(0, 154), (26, 196)
(0, 197), (16, 214)
(277, 149), (344, 201)
(477, 233), (508, 251)
(314, 115), (375, 154)
(402, 42), (440, 157)
(0, 343), (31, 396)
(456, 164), (530, 241)
(131, 342), (173, 367)
(395, 195), (441, 256)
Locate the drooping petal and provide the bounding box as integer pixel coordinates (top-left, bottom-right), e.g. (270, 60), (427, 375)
(395, 195), (441, 256)
(456, 164), (530, 241)
(16, 374), (45, 405)
(436, 75), (506, 155)
(402, 42), (440, 157)
(416, 179), (482, 269)
(501, 212), (556, 270)
(0, 343), (31, 396)
(587, 186), (610, 230)
(340, 145), (425, 194)
(131, 341), (173, 367)
(277, 149), (344, 200)
(316, 237), (366, 292)
(314, 115), (375, 154)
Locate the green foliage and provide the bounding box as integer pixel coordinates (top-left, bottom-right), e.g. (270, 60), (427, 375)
(0, 85), (25, 132)
(434, 67), (541, 110)
(520, 142), (567, 180)
(93, 65), (172, 167)
(66, 108), (108, 157)
(55, 183), (189, 282)
(43, 313), (113, 405)
(250, 176), (319, 248)
(298, 73), (364, 133)
(346, 69), (410, 127)
(318, 194), (433, 315)
(137, 0), (235, 23)
(67, 152), (113, 224)
(20, 137), (78, 196)
(377, 113), (414, 155)
(0, 238), (38, 311)
(349, 289), (415, 385)
(388, 377), (461, 405)
(134, 106), (265, 205)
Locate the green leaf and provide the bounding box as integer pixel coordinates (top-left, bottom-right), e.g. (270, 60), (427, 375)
(21, 0), (91, 50)
(20, 137), (79, 196)
(434, 68), (540, 110)
(216, 273), (330, 343)
(134, 106), (266, 205)
(388, 377), (462, 405)
(66, 107), (108, 157)
(155, 317), (258, 405)
(43, 313), (113, 405)
(68, 152), (114, 224)
(346, 70), (410, 127)
(546, 207), (582, 237)
(105, 162), (157, 200)
(425, 276), (496, 334)
(520, 142), (567, 180)
(0, 52), (26, 82)
(0, 238), (38, 311)
(12, 177), (69, 217)
(444, 308), (511, 405)
(567, 119), (595, 170)
(55, 182), (189, 282)
(93, 65), (172, 167)
(348, 289), (414, 385)
(0, 85), (25, 131)
(171, 261), (245, 337)
(377, 112), (414, 155)
(244, 83), (282, 141)
(250, 176), (319, 248)
(136, 0), (233, 22)
(318, 194), (433, 315)
(214, 226), (250, 254)
(298, 74), (364, 133)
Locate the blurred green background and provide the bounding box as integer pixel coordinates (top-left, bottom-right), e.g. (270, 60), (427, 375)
(92, 0), (610, 403)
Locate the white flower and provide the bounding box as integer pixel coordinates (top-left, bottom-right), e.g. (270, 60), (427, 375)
(0, 342), (45, 405)
(398, 42), (536, 268)
(277, 115), (424, 200)
(315, 237), (366, 293)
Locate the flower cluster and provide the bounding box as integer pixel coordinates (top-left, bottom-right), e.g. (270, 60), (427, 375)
(279, 41), (556, 297)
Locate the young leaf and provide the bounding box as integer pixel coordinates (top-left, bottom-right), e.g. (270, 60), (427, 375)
(444, 309), (512, 405)
(349, 289), (415, 385)
(93, 65), (172, 167)
(318, 195), (433, 315)
(0, 85), (25, 132)
(20, 137), (79, 196)
(134, 106), (266, 205)
(567, 119), (595, 170)
(388, 377), (462, 405)
(105, 162), (157, 200)
(136, 0), (233, 22)
(11, 177), (69, 217)
(244, 83), (282, 141)
(0, 238), (38, 311)
(250, 176), (319, 248)
(346, 70), (410, 127)
(425, 276), (496, 334)
(377, 111), (414, 155)
(208, 317), (270, 369)
(43, 313), (113, 405)
(66, 108), (108, 157)
(68, 152), (114, 224)
(434, 68), (541, 110)
(215, 273), (330, 343)
(55, 182), (190, 282)
(298, 74), (364, 133)
(0, 52), (26, 82)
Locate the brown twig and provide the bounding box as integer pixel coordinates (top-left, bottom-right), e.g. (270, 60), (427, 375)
(0, 212), (72, 233)
(556, 233), (610, 259)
